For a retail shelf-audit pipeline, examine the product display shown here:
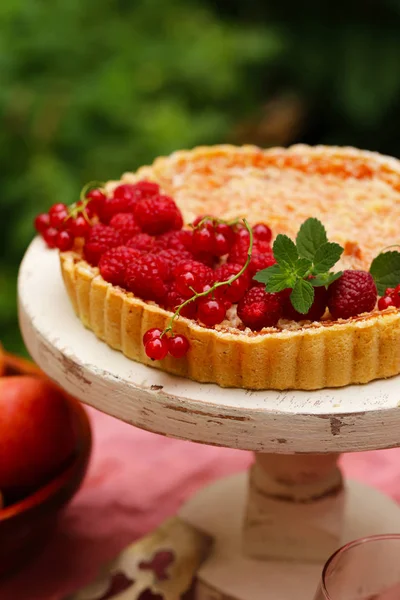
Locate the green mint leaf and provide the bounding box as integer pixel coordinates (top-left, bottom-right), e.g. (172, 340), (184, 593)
(312, 242), (344, 274)
(253, 264), (282, 285)
(311, 272), (343, 287)
(266, 272), (296, 293)
(273, 234), (299, 271)
(295, 257), (312, 278)
(290, 278), (315, 314)
(296, 218), (328, 261)
(370, 251), (400, 295)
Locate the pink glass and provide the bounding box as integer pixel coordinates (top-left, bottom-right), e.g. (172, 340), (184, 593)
(314, 535), (400, 600)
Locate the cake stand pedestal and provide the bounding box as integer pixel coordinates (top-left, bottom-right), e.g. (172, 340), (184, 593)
(18, 239), (400, 600)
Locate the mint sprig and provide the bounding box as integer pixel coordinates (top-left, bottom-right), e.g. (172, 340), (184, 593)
(254, 218), (344, 314)
(370, 251), (400, 295)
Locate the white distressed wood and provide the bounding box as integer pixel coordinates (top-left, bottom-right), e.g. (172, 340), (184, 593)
(179, 473), (400, 600)
(18, 238), (400, 454)
(243, 454), (344, 561)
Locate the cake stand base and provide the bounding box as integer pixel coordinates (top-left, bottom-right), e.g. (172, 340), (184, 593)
(180, 473), (400, 600)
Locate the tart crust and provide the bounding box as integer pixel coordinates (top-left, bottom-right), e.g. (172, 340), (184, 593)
(59, 144), (400, 390)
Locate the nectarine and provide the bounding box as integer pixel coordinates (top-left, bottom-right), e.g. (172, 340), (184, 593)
(0, 376), (76, 493)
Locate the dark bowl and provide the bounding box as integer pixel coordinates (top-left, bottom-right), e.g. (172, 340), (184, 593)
(0, 352), (92, 576)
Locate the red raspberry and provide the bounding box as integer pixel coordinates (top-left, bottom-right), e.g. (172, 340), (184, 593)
(173, 260), (214, 298)
(327, 270), (377, 320)
(168, 334), (190, 358)
(237, 287), (283, 330)
(165, 284), (198, 319)
(125, 254), (170, 301)
(214, 263), (250, 303)
(283, 285), (328, 321)
(249, 251), (276, 277)
(34, 213), (50, 234)
(134, 195), (183, 235)
(132, 180), (160, 198)
(156, 248), (193, 273)
(83, 224), (124, 266)
(110, 213), (141, 241)
(126, 233), (156, 253)
(197, 297), (226, 326)
(155, 229), (193, 252)
(99, 246), (142, 286)
(145, 337), (169, 360)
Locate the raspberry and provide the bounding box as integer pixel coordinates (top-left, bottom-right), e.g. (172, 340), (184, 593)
(126, 233), (156, 253)
(283, 285), (328, 321)
(110, 213), (141, 241)
(197, 297), (226, 327)
(165, 284), (198, 319)
(134, 194), (183, 235)
(228, 237), (269, 265)
(156, 248), (193, 273)
(155, 229), (193, 252)
(168, 335), (190, 358)
(214, 263), (250, 303)
(145, 337), (169, 360)
(99, 246), (142, 286)
(34, 213), (50, 234)
(173, 260), (214, 298)
(237, 287), (283, 330)
(125, 254), (170, 301)
(84, 224), (124, 266)
(327, 270), (377, 320)
(133, 180), (160, 198)
(249, 251), (276, 277)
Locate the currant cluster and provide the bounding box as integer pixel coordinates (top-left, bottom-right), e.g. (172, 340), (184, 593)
(34, 199), (94, 251)
(378, 285), (400, 310)
(143, 329), (190, 360)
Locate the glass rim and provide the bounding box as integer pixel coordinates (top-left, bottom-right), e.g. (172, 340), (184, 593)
(320, 534), (400, 600)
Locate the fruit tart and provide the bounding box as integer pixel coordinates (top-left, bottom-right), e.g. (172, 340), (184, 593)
(34, 145), (400, 390)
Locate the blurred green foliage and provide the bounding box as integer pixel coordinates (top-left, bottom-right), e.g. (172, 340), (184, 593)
(1, 0), (400, 354)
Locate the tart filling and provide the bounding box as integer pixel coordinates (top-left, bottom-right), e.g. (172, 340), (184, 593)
(34, 145), (400, 390)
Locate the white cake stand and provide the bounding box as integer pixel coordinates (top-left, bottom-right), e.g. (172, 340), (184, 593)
(18, 238), (400, 600)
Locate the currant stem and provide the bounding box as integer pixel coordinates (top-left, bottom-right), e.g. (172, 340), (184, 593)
(79, 181), (106, 202)
(192, 215), (241, 230)
(162, 218), (254, 335)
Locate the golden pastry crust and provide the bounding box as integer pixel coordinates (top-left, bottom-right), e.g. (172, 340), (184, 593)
(59, 144), (400, 390)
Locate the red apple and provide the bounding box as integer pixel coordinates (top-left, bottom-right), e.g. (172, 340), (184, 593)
(0, 376), (76, 492)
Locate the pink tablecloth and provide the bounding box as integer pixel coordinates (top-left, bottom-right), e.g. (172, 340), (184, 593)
(1, 407), (400, 600)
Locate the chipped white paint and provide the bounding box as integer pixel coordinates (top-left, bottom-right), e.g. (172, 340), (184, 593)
(179, 473), (400, 600)
(18, 238), (400, 454)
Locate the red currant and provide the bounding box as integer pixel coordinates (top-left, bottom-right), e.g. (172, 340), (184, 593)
(197, 297), (226, 326)
(235, 225), (250, 241)
(56, 230), (74, 251)
(193, 227), (215, 253)
(393, 284), (400, 307)
(34, 213), (50, 234)
(43, 227), (59, 248)
(49, 203), (68, 228)
(86, 188), (106, 213)
(378, 296), (395, 311)
(143, 328), (162, 345)
(384, 288), (395, 297)
(213, 233), (230, 256)
(145, 337), (169, 360)
(176, 271), (197, 298)
(215, 223), (235, 244)
(253, 223), (272, 243)
(192, 216), (212, 228)
(70, 214), (91, 238)
(168, 335), (190, 358)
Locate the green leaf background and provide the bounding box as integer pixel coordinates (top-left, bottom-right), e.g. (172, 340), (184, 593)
(2, 0), (400, 354)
